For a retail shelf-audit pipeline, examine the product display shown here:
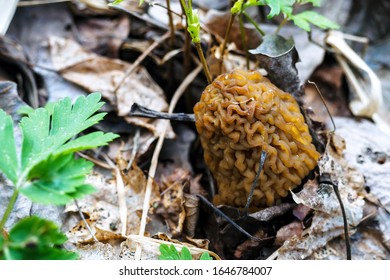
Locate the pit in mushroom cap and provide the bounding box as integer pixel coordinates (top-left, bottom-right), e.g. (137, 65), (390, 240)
(193, 69), (320, 208)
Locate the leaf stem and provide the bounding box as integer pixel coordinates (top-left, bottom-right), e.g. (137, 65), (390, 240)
(195, 42), (212, 84)
(275, 17), (288, 34)
(0, 188), (19, 232)
(238, 13), (249, 69)
(243, 11), (265, 36)
(219, 13), (236, 74)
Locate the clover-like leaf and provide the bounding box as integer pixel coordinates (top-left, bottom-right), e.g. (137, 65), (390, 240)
(20, 153), (95, 205)
(20, 92), (118, 172)
(0, 216), (77, 260)
(159, 244), (181, 260)
(291, 10), (340, 31)
(0, 110), (18, 184)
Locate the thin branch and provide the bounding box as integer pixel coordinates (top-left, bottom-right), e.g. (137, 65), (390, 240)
(129, 103), (195, 122)
(197, 194), (272, 243)
(243, 151), (267, 215)
(126, 127), (141, 171)
(103, 154), (128, 237)
(307, 80), (336, 133)
(319, 175), (351, 260)
(113, 31), (170, 94)
(219, 13), (236, 74)
(74, 199), (98, 243)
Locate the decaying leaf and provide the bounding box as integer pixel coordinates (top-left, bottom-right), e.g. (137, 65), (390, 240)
(156, 169), (199, 236)
(278, 132), (365, 259)
(49, 36), (174, 139)
(334, 117), (390, 212)
(75, 15), (130, 57)
(275, 221), (303, 246)
(249, 34), (301, 97)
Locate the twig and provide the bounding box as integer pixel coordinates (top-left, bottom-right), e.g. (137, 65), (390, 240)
(76, 152), (113, 170)
(243, 151), (267, 215)
(103, 154), (128, 237)
(219, 13), (236, 74)
(197, 195), (272, 243)
(126, 127), (141, 171)
(129, 103), (195, 122)
(134, 64), (203, 260)
(319, 174), (351, 260)
(113, 31), (170, 94)
(308, 80), (336, 133)
(74, 199), (98, 243)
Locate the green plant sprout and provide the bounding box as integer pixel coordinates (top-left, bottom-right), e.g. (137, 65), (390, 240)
(0, 93), (118, 259)
(159, 244), (213, 260)
(231, 0), (339, 32)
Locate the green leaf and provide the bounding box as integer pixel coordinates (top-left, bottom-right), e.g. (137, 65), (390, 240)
(159, 244), (181, 260)
(0, 216), (78, 260)
(180, 246), (193, 260)
(291, 11), (340, 31)
(20, 153), (95, 205)
(55, 131), (118, 155)
(0, 110), (19, 184)
(20, 92), (117, 172)
(297, 0), (321, 7)
(200, 252), (213, 260)
(265, 0), (294, 18)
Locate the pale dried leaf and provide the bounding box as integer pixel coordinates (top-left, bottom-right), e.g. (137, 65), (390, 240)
(49, 36), (174, 138)
(334, 117), (390, 212)
(279, 132), (365, 259)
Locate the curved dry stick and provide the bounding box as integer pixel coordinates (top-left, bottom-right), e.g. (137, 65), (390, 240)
(113, 31), (170, 94)
(134, 64), (203, 260)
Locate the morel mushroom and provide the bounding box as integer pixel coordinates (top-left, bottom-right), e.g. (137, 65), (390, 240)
(193, 69), (320, 208)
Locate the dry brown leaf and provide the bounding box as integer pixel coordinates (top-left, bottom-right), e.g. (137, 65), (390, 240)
(155, 169), (191, 237)
(49, 36), (174, 138)
(75, 15), (130, 57)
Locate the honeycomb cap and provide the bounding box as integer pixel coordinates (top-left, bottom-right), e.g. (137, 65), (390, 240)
(194, 69), (320, 208)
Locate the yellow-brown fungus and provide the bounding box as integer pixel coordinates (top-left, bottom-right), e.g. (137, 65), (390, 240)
(193, 69), (320, 208)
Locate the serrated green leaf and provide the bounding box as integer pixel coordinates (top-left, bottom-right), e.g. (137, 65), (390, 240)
(180, 246), (193, 260)
(159, 244), (181, 260)
(0, 216), (78, 260)
(297, 0), (321, 7)
(292, 11), (340, 31)
(200, 252), (213, 260)
(265, 0), (294, 18)
(56, 131), (118, 155)
(0, 110), (19, 184)
(20, 153), (95, 205)
(20, 92), (114, 172)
